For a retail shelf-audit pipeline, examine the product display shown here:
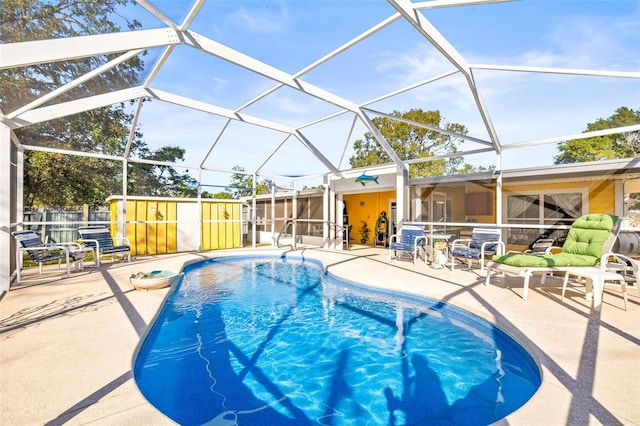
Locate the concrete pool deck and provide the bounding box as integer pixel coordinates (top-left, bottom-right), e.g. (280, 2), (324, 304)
(1, 246), (639, 425)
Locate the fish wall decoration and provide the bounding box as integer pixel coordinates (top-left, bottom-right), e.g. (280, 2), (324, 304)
(355, 173), (379, 186)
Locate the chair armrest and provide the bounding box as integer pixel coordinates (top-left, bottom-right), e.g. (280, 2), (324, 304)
(18, 243), (66, 252)
(601, 252), (639, 271)
(113, 236), (130, 246)
(451, 238), (471, 249)
(482, 240), (505, 255)
(17, 244), (70, 263)
(389, 234), (400, 244)
(78, 238), (101, 252)
(57, 242), (83, 250)
(413, 235), (426, 249)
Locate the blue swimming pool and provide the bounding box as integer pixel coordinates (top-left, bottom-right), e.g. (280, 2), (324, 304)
(134, 255), (540, 425)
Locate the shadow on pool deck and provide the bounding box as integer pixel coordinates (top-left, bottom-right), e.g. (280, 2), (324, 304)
(1, 246), (639, 425)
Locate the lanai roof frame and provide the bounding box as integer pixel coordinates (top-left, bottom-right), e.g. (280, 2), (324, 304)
(2, 0), (640, 291)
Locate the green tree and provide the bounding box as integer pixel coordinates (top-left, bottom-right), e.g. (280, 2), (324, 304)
(349, 109), (475, 178)
(1, 0), (198, 208)
(0, 0), (143, 112)
(227, 166), (273, 199)
(212, 191), (233, 200)
(127, 146), (200, 197)
(554, 107), (640, 164)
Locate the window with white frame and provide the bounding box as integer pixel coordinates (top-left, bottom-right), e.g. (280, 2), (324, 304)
(504, 189), (587, 245)
(624, 178), (640, 228)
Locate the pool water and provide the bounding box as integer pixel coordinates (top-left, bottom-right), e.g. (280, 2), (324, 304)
(134, 256), (540, 425)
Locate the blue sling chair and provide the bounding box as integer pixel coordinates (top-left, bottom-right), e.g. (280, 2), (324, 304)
(389, 224), (426, 265)
(78, 227), (131, 267)
(450, 227), (504, 275)
(12, 230), (86, 283)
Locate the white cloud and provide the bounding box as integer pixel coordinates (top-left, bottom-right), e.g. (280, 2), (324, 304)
(266, 93), (312, 115)
(230, 3), (289, 34)
(373, 44), (477, 112)
(544, 14), (640, 70)
(375, 44), (452, 79)
(211, 77), (230, 94)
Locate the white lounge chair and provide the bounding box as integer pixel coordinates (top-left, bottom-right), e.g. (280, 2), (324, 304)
(485, 214), (621, 301)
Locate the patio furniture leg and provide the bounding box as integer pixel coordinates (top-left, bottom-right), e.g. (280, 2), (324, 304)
(522, 271), (532, 300)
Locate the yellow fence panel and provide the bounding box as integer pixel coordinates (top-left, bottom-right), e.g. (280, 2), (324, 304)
(201, 202), (242, 251)
(110, 197), (242, 255)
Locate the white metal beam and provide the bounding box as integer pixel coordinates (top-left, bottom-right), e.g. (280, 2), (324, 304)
(503, 124), (640, 150)
(294, 131), (340, 173)
(182, 31), (360, 112)
(180, 0), (207, 30)
(140, 0), (205, 86)
(200, 165), (259, 176)
(147, 88), (295, 133)
(298, 110), (351, 130)
(22, 145), (124, 162)
(23, 144), (201, 170)
(413, 0), (515, 9)
(294, 69), (459, 134)
(254, 135), (293, 174)
(135, 0), (180, 30)
(388, 0), (503, 154)
(387, 0), (470, 74)
(338, 115), (360, 170)
(235, 13), (402, 112)
(0, 123), (12, 292)
(470, 64), (640, 79)
(200, 119), (232, 169)
(124, 98), (144, 158)
(143, 45), (177, 88)
(403, 147), (495, 164)
(6, 49), (145, 119)
(363, 107), (494, 146)
(9, 87), (148, 128)
(361, 69), (460, 107)
(0, 28), (181, 69)
(357, 109), (404, 165)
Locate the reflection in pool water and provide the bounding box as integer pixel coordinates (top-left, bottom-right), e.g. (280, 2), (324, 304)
(134, 256), (540, 425)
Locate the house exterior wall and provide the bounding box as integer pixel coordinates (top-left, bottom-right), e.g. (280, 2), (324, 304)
(414, 185), (495, 225)
(403, 171), (638, 252)
(341, 178), (619, 248)
(503, 181), (615, 214)
(588, 181), (615, 214)
(343, 191), (395, 244)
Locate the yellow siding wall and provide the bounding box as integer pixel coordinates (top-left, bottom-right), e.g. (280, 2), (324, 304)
(123, 200), (178, 256)
(201, 202), (242, 251)
(503, 181), (616, 214)
(344, 191), (395, 244)
(109, 202), (118, 237)
(588, 181), (615, 213)
(110, 199), (241, 256)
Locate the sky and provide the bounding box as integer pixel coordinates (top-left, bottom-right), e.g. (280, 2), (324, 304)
(112, 0), (640, 188)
